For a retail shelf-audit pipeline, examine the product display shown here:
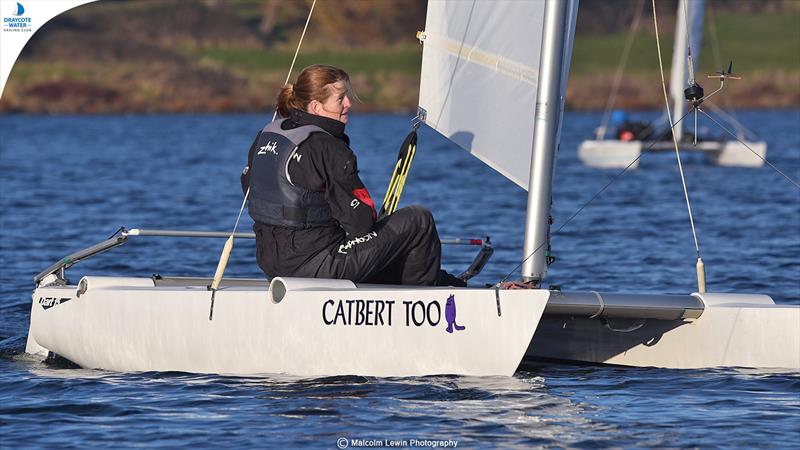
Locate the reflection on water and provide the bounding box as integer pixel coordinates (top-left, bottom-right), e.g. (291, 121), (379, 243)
(11, 362), (798, 447)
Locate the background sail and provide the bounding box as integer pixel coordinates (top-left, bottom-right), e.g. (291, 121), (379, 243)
(418, 0), (579, 190)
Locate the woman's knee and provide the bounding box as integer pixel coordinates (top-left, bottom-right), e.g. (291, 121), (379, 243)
(383, 205), (436, 237)
(403, 205), (434, 227)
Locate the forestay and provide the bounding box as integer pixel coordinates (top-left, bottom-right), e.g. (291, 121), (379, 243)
(418, 0), (579, 190)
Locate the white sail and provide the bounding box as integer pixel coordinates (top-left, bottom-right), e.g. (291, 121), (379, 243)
(418, 0), (579, 190)
(670, 0), (705, 141)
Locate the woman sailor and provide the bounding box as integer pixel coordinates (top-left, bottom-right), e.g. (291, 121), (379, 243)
(242, 64), (464, 286)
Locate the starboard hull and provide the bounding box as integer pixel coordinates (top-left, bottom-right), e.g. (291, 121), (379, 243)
(526, 293), (800, 370)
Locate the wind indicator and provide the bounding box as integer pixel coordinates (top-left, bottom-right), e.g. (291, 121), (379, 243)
(700, 60), (742, 104)
(708, 61), (742, 81)
(682, 61), (743, 144)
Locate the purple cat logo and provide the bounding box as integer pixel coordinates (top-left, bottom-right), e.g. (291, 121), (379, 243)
(444, 294), (466, 333)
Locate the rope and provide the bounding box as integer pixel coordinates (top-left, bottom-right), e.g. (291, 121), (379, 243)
(597, 0), (645, 139)
(107, 226), (125, 239)
(588, 291), (605, 319)
(652, 0), (702, 259)
(699, 108), (800, 190)
(272, 0), (317, 122)
(209, 0), (318, 304)
(234, 0), (317, 236)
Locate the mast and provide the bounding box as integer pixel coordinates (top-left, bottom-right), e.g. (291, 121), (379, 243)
(521, 0), (570, 284)
(670, 0), (705, 142)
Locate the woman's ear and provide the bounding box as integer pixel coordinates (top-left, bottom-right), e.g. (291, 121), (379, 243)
(307, 100), (320, 115)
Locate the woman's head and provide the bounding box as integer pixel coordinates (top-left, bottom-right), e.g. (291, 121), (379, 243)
(276, 64), (353, 124)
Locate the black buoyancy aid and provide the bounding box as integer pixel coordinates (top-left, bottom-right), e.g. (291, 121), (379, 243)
(247, 118), (335, 228)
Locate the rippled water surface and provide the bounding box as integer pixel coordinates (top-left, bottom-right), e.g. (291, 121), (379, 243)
(1, 112), (799, 448)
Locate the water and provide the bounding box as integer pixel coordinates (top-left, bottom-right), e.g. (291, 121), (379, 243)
(1, 111), (799, 448)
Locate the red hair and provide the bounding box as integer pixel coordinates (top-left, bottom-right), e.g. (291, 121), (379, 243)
(276, 64), (352, 118)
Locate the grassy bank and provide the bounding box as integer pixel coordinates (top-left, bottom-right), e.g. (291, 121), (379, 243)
(571, 11), (800, 76)
(193, 47), (422, 75)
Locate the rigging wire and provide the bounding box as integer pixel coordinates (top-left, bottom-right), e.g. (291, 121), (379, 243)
(653, 0), (707, 292)
(501, 1), (792, 290)
(207, 0), (318, 320)
(653, 0), (702, 259)
(234, 0), (318, 231)
(693, 0), (790, 183)
(238, 0), (318, 231)
(705, 100), (755, 141)
(272, 1), (317, 122)
(499, 110), (695, 285)
(596, 0), (646, 139)
(232, 0), (318, 235)
(699, 108), (800, 190)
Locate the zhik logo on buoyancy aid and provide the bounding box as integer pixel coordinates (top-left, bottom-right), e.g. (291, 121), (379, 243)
(258, 141), (278, 155)
(248, 119), (333, 227)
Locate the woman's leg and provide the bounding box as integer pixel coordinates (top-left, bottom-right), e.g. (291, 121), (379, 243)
(317, 205), (442, 285)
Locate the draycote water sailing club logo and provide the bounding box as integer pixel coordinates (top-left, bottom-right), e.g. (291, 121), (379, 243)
(3, 2), (31, 32)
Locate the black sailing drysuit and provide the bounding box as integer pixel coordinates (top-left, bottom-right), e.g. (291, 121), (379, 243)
(242, 109), (448, 286)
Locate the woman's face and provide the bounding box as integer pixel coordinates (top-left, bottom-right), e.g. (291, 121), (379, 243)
(308, 81), (351, 124)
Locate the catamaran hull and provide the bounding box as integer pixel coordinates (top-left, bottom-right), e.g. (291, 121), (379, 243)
(26, 277), (548, 377)
(526, 293), (800, 370)
(578, 139), (767, 168)
(578, 140), (642, 169)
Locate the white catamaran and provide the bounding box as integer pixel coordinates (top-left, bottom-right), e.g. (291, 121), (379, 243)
(578, 0), (768, 169)
(25, 0), (799, 376)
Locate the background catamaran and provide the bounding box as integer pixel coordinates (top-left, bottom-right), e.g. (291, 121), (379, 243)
(25, 0), (800, 376)
(578, 0), (768, 169)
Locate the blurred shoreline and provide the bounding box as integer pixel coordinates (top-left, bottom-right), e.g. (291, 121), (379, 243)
(1, 0), (798, 114)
